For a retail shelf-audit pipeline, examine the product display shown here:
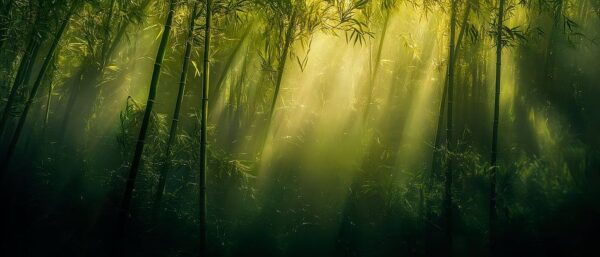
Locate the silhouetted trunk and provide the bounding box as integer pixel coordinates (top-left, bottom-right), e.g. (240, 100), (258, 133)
(0, 2), (77, 177)
(444, 0), (458, 254)
(100, 0), (117, 67)
(268, 10), (297, 123)
(424, 4), (470, 256)
(490, 0), (505, 254)
(544, 0), (563, 81)
(258, 10), (297, 157)
(152, 1), (198, 218)
(428, 1), (471, 194)
(57, 64), (87, 142)
(40, 52), (59, 142)
(117, 0), (176, 233)
(363, 11), (391, 120)
(234, 55), (250, 129)
(0, 28), (44, 137)
(199, 0), (212, 255)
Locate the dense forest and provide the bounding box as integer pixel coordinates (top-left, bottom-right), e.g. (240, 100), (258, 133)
(0, 0), (599, 256)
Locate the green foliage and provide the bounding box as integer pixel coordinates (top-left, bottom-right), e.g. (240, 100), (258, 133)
(1, 0), (599, 256)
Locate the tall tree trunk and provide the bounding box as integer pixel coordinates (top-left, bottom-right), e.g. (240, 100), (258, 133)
(152, 1), (198, 218)
(443, 0), (458, 254)
(258, 10), (297, 157)
(268, 10), (297, 124)
(363, 11), (391, 120)
(424, 3), (469, 254)
(490, 0), (505, 254)
(40, 55), (58, 142)
(0, 2), (77, 177)
(57, 64), (87, 142)
(0, 29), (44, 137)
(100, 0), (117, 67)
(199, 0), (212, 255)
(117, 0), (176, 234)
(544, 0), (563, 81)
(427, 1), (471, 195)
(234, 55), (250, 129)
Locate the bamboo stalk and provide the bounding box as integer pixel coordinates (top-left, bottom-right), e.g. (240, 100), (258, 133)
(443, 0), (458, 254)
(0, 25), (44, 137)
(268, 9), (297, 124)
(199, 0), (212, 255)
(1, 2), (78, 178)
(428, 1), (472, 194)
(364, 11), (391, 120)
(117, 0), (177, 234)
(489, 0), (506, 254)
(152, 0), (199, 218)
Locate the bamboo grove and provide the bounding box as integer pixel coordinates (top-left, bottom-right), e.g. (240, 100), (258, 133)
(0, 0), (599, 256)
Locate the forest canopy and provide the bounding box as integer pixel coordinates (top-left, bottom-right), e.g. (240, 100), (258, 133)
(0, 0), (599, 256)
